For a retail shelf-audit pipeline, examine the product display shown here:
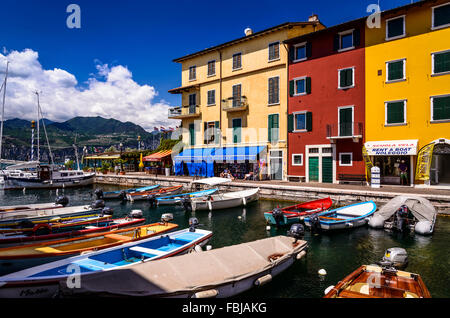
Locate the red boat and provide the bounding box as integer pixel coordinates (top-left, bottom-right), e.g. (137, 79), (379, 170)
(264, 197), (333, 226)
(0, 217), (145, 245)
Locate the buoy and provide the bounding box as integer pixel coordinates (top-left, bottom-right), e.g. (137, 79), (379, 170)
(23, 187), (26, 194)
(266, 225), (271, 231)
(238, 216), (242, 219)
(318, 269), (327, 276)
(194, 245), (203, 253)
(324, 285), (335, 295)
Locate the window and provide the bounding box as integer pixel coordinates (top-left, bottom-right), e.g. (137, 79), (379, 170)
(232, 118), (242, 143)
(189, 66), (196, 81)
(268, 114), (279, 143)
(292, 154), (303, 166)
(188, 93), (197, 114)
(432, 50), (450, 75)
(268, 42), (280, 61)
(432, 3), (450, 30)
(232, 84), (242, 107)
(294, 112), (306, 131)
(338, 67), (354, 89)
(295, 78), (306, 95)
(386, 59), (406, 82)
(205, 121), (216, 144)
(339, 31), (354, 51)
(338, 106), (354, 136)
(232, 53), (242, 70)
(309, 148), (319, 153)
(207, 60), (216, 76)
(385, 100), (406, 125)
(207, 90), (215, 106)
(189, 123), (195, 146)
(339, 153), (353, 166)
(334, 29), (360, 52)
(322, 147), (333, 154)
(290, 111), (312, 132)
(268, 76), (279, 105)
(431, 95), (450, 122)
(386, 16), (405, 40)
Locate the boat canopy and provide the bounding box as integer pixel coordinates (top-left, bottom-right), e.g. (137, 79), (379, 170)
(5, 161), (40, 170)
(374, 195), (437, 222)
(191, 177), (232, 186)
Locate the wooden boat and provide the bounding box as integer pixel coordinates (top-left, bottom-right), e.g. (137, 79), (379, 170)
(0, 201), (66, 214)
(264, 197), (333, 226)
(304, 201), (377, 231)
(156, 188), (218, 205)
(323, 265), (431, 298)
(0, 216), (145, 245)
(0, 204), (104, 228)
(187, 188), (259, 212)
(0, 227), (212, 298)
(58, 235), (307, 298)
(126, 185), (183, 201)
(96, 184), (160, 200)
(0, 221), (178, 275)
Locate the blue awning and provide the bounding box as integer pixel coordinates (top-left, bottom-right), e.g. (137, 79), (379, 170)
(174, 148), (215, 162)
(211, 146), (266, 162)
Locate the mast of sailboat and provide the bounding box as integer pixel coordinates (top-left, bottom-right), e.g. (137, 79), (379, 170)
(0, 61), (9, 164)
(73, 134), (80, 170)
(35, 91), (54, 165)
(35, 92), (40, 162)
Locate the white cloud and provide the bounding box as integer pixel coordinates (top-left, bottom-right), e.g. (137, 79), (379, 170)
(0, 48), (178, 131)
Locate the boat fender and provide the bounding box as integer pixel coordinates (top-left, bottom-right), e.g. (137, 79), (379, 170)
(324, 285), (335, 295)
(318, 269), (327, 276)
(296, 250), (306, 260)
(243, 197), (247, 206)
(254, 274), (272, 286)
(206, 245), (212, 251)
(194, 289), (218, 298)
(194, 245), (203, 253)
(32, 223), (52, 235)
(207, 200), (212, 211)
(415, 221), (433, 235)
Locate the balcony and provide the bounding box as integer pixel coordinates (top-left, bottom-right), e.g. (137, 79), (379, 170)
(222, 96), (248, 112)
(326, 122), (363, 143)
(168, 105), (201, 119)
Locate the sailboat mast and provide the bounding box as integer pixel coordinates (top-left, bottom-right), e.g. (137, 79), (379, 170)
(35, 91), (40, 162)
(0, 61), (9, 162)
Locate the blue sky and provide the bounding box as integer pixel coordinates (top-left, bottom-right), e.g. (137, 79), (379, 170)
(0, 0), (414, 126)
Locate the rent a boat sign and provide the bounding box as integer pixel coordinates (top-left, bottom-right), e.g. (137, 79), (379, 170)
(364, 140), (418, 156)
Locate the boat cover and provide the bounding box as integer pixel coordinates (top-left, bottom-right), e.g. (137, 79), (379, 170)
(191, 177), (232, 186)
(374, 195), (437, 222)
(59, 236), (306, 297)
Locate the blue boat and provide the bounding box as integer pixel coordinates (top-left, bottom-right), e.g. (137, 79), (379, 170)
(157, 189), (219, 205)
(0, 226), (212, 298)
(96, 184), (160, 200)
(304, 201), (377, 231)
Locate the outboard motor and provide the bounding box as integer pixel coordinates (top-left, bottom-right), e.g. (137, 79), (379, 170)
(118, 190), (127, 202)
(182, 196), (192, 213)
(101, 207), (114, 216)
(272, 207), (284, 227)
(94, 188), (104, 200)
(189, 217), (199, 232)
(309, 214), (322, 234)
(378, 247), (408, 270)
(91, 199), (105, 210)
(129, 209), (143, 218)
(147, 194), (157, 208)
(287, 223), (305, 243)
(394, 205), (409, 233)
(161, 213), (174, 223)
(55, 195), (69, 207)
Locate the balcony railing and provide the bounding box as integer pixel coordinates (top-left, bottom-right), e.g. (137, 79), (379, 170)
(168, 105), (201, 119)
(326, 122), (363, 142)
(222, 96), (248, 112)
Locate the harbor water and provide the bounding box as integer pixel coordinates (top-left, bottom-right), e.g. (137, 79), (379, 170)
(1, 185), (449, 298)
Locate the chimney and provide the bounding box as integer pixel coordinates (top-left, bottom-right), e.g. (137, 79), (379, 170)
(308, 14), (319, 22)
(244, 27), (253, 36)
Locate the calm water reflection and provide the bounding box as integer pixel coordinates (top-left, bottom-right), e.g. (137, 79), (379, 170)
(1, 185), (448, 298)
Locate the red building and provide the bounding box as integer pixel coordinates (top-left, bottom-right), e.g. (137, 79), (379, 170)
(285, 18), (366, 183)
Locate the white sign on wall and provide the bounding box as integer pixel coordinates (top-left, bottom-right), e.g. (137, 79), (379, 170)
(364, 140), (418, 156)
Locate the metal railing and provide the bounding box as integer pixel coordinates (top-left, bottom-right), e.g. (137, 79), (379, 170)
(222, 96), (248, 111)
(326, 122), (363, 138)
(168, 105), (200, 118)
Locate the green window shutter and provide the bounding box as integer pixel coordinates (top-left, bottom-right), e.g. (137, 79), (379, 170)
(273, 114), (279, 142)
(388, 61), (404, 81)
(433, 4), (450, 28)
(289, 80), (295, 96)
(203, 122), (208, 144)
(339, 70), (346, 88)
(346, 69), (353, 87)
(306, 77), (311, 94)
(306, 112), (313, 131)
(189, 123), (195, 146)
(268, 115), (273, 142)
(214, 121), (220, 144)
(288, 114), (294, 133)
(386, 102), (405, 124)
(434, 51), (450, 74)
(433, 96), (450, 121)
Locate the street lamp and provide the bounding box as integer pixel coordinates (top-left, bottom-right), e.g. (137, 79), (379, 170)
(138, 135), (141, 151)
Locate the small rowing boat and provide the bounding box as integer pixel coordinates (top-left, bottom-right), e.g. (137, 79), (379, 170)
(94, 185), (160, 200)
(304, 201), (377, 231)
(184, 188), (259, 212)
(0, 196), (68, 214)
(264, 197), (332, 226)
(0, 225), (212, 298)
(0, 221), (178, 275)
(157, 189), (218, 205)
(126, 185), (183, 202)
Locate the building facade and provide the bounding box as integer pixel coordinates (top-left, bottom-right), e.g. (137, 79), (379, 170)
(169, 21), (324, 180)
(285, 19), (367, 184)
(364, 0), (450, 187)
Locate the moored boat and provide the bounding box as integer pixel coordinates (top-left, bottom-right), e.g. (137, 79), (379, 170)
(304, 201), (377, 231)
(156, 188), (218, 206)
(94, 184), (160, 200)
(0, 221), (178, 275)
(126, 185), (183, 201)
(0, 196), (69, 214)
(0, 224), (212, 298)
(264, 197), (333, 226)
(58, 234), (307, 298)
(184, 188), (259, 212)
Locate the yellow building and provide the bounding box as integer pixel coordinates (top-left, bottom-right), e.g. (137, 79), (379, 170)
(365, 0), (450, 187)
(169, 20), (324, 180)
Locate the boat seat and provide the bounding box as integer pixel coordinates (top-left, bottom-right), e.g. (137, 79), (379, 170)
(320, 216), (345, 221)
(129, 246), (165, 256)
(35, 246), (61, 253)
(72, 258), (117, 271)
(348, 283), (370, 295)
(104, 234), (132, 241)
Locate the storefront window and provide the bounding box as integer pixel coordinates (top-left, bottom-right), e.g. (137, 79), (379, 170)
(373, 156), (410, 185)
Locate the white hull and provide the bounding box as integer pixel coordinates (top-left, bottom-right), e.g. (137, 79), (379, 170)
(191, 189), (259, 212)
(3, 175), (94, 190)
